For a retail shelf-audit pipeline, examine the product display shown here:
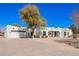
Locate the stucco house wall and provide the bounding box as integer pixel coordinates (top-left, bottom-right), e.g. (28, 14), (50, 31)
(4, 25), (73, 39)
(41, 27), (72, 38)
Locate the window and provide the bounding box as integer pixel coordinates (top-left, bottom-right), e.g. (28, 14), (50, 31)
(48, 31), (53, 37)
(64, 32), (66, 37)
(48, 31), (59, 37)
(43, 31), (46, 36)
(48, 31), (53, 35)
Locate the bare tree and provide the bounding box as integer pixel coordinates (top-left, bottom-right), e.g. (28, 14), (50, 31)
(70, 9), (79, 39)
(70, 10), (79, 28)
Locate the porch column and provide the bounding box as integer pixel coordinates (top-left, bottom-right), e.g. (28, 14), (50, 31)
(53, 31), (56, 37)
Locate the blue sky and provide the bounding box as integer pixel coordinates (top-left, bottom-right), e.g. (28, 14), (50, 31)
(0, 3), (79, 28)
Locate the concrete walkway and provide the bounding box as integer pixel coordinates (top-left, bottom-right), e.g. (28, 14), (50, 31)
(0, 38), (79, 56)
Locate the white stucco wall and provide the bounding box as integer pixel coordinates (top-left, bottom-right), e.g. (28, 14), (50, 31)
(41, 27), (73, 38)
(4, 25), (73, 39)
(4, 25), (26, 38)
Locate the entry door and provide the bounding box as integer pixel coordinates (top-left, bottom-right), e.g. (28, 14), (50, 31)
(54, 31), (60, 37)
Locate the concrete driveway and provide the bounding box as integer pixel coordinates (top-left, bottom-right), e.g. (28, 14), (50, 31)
(0, 38), (79, 56)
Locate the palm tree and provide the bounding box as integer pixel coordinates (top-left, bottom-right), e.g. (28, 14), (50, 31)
(19, 4), (46, 37)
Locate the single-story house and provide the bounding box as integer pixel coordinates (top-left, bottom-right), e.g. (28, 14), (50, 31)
(4, 25), (73, 39)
